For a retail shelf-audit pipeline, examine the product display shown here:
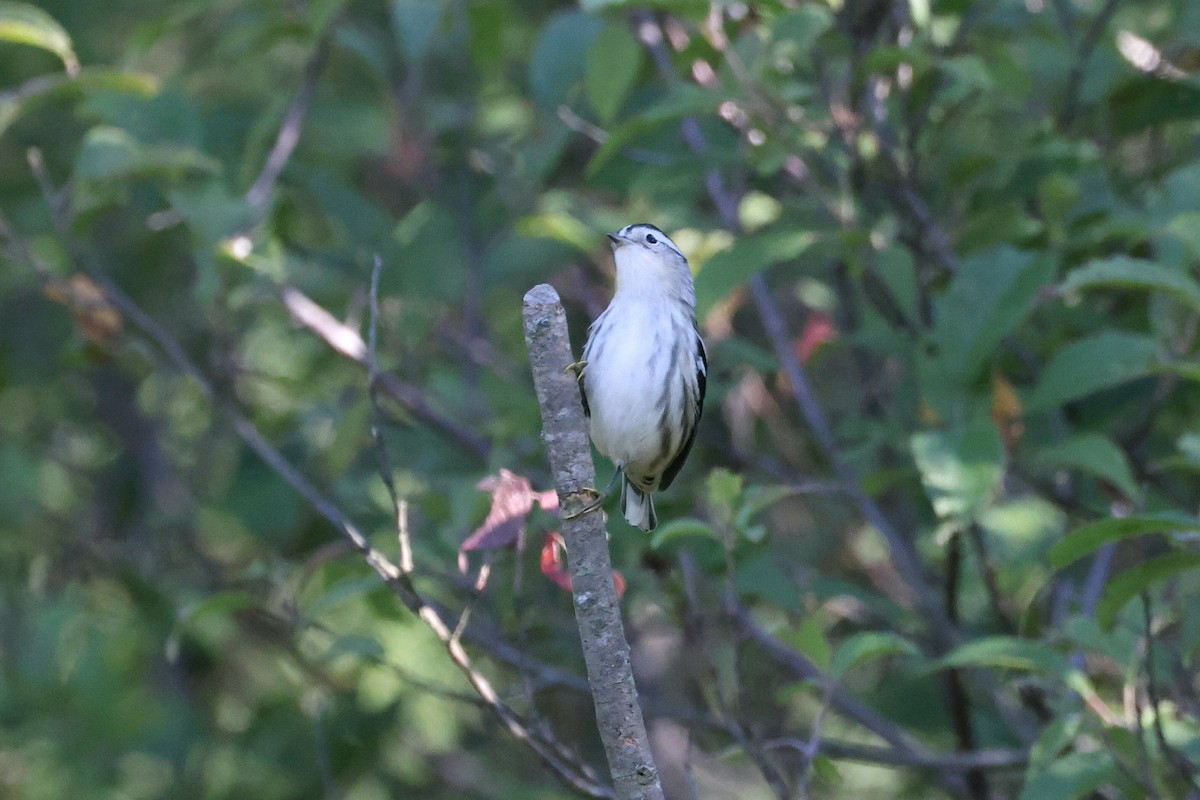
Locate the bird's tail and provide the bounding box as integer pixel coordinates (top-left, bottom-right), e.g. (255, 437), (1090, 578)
(620, 477), (657, 531)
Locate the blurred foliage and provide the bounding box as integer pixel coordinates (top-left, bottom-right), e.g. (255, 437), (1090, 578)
(2, 0), (1200, 798)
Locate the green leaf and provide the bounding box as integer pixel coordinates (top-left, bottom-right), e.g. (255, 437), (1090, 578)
(910, 414), (1003, 519)
(771, 5), (834, 53)
(585, 83), (716, 175)
(306, 576), (382, 618)
(73, 125), (220, 183)
(390, 0), (442, 62)
(529, 12), (604, 109)
(735, 552), (803, 610)
(0, 68), (157, 139)
(810, 755), (841, 785)
(1096, 553), (1200, 630)
(934, 636), (1067, 674)
(1019, 750), (1116, 800)
(178, 590), (255, 626)
(786, 615), (831, 671)
(830, 632), (920, 678)
(1047, 513), (1200, 569)
(1027, 715), (1081, 772)
(1031, 434), (1140, 501)
(1061, 256), (1200, 311)
(0, 2), (78, 74)
(873, 245), (919, 324)
(515, 212), (594, 252)
(1107, 76), (1200, 136)
(931, 247), (1053, 383)
(650, 518), (718, 549)
(585, 23), (641, 124)
(323, 634), (386, 662)
(1026, 332), (1159, 410)
(694, 230), (816, 315)
(734, 484), (796, 531)
(1164, 212), (1200, 261)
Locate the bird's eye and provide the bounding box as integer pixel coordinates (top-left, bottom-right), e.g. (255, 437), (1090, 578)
(646, 234), (658, 244)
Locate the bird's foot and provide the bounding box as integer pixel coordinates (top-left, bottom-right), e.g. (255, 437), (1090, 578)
(562, 487), (604, 521)
(564, 360), (587, 382)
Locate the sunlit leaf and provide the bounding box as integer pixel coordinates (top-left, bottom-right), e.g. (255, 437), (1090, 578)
(911, 414), (1003, 519)
(0, 1), (77, 74)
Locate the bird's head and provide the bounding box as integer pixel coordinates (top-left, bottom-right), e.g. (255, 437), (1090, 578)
(606, 223), (694, 305)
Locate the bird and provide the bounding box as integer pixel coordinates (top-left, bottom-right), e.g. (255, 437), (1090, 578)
(567, 223), (707, 531)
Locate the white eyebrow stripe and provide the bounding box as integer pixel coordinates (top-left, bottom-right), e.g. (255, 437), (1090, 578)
(620, 224), (684, 259)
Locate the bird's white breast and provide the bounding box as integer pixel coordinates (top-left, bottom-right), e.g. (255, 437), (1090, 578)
(583, 300), (677, 467)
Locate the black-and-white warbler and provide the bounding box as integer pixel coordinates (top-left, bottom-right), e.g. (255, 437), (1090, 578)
(571, 224), (707, 531)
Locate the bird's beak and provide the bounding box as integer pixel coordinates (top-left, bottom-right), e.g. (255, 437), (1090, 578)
(606, 232), (624, 249)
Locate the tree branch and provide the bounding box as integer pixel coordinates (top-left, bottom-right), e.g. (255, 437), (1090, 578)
(1061, 0), (1122, 124)
(9, 162), (610, 798)
(522, 283), (665, 800)
(280, 284), (492, 460)
(631, 12), (955, 644)
(245, 30), (334, 211)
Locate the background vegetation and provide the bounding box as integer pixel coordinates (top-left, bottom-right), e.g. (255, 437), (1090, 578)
(2, 0), (1200, 797)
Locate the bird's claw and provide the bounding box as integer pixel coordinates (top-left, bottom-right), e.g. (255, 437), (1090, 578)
(562, 487), (603, 521)
(564, 360), (587, 382)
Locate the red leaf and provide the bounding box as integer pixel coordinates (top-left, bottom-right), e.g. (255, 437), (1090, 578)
(539, 532), (626, 598)
(794, 311), (836, 363)
(540, 532), (572, 592)
(461, 469), (543, 571)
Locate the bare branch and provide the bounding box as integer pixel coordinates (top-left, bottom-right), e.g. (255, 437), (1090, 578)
(368, 265), (614, 799)
(13, 163), (610, 799)
(245, 32), (334, 210)
(281, 284), (492, 460)
(764, 738), (1028, 773)
(522, 283), (665, 800)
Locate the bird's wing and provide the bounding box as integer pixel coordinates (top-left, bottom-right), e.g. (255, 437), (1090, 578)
(659, 331), (706, 491)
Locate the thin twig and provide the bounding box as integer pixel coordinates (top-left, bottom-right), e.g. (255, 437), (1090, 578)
(368, 263), (615, 799)
(17, 161), (611, 800)
(233, 20), (490, 461)
(245, 32), (334, 210)
(943, 532), (987, 800)
(1061, 0), (1123, 124)
(763, 738), (1027, 772)
(1142, 594), (1200, 788)
(793, 681), (836, 800)
(726, 601), (929, 761)
(281, 284), (491, 460)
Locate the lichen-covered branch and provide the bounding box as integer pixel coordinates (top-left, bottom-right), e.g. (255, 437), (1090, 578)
(522, 283), (665, 800)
